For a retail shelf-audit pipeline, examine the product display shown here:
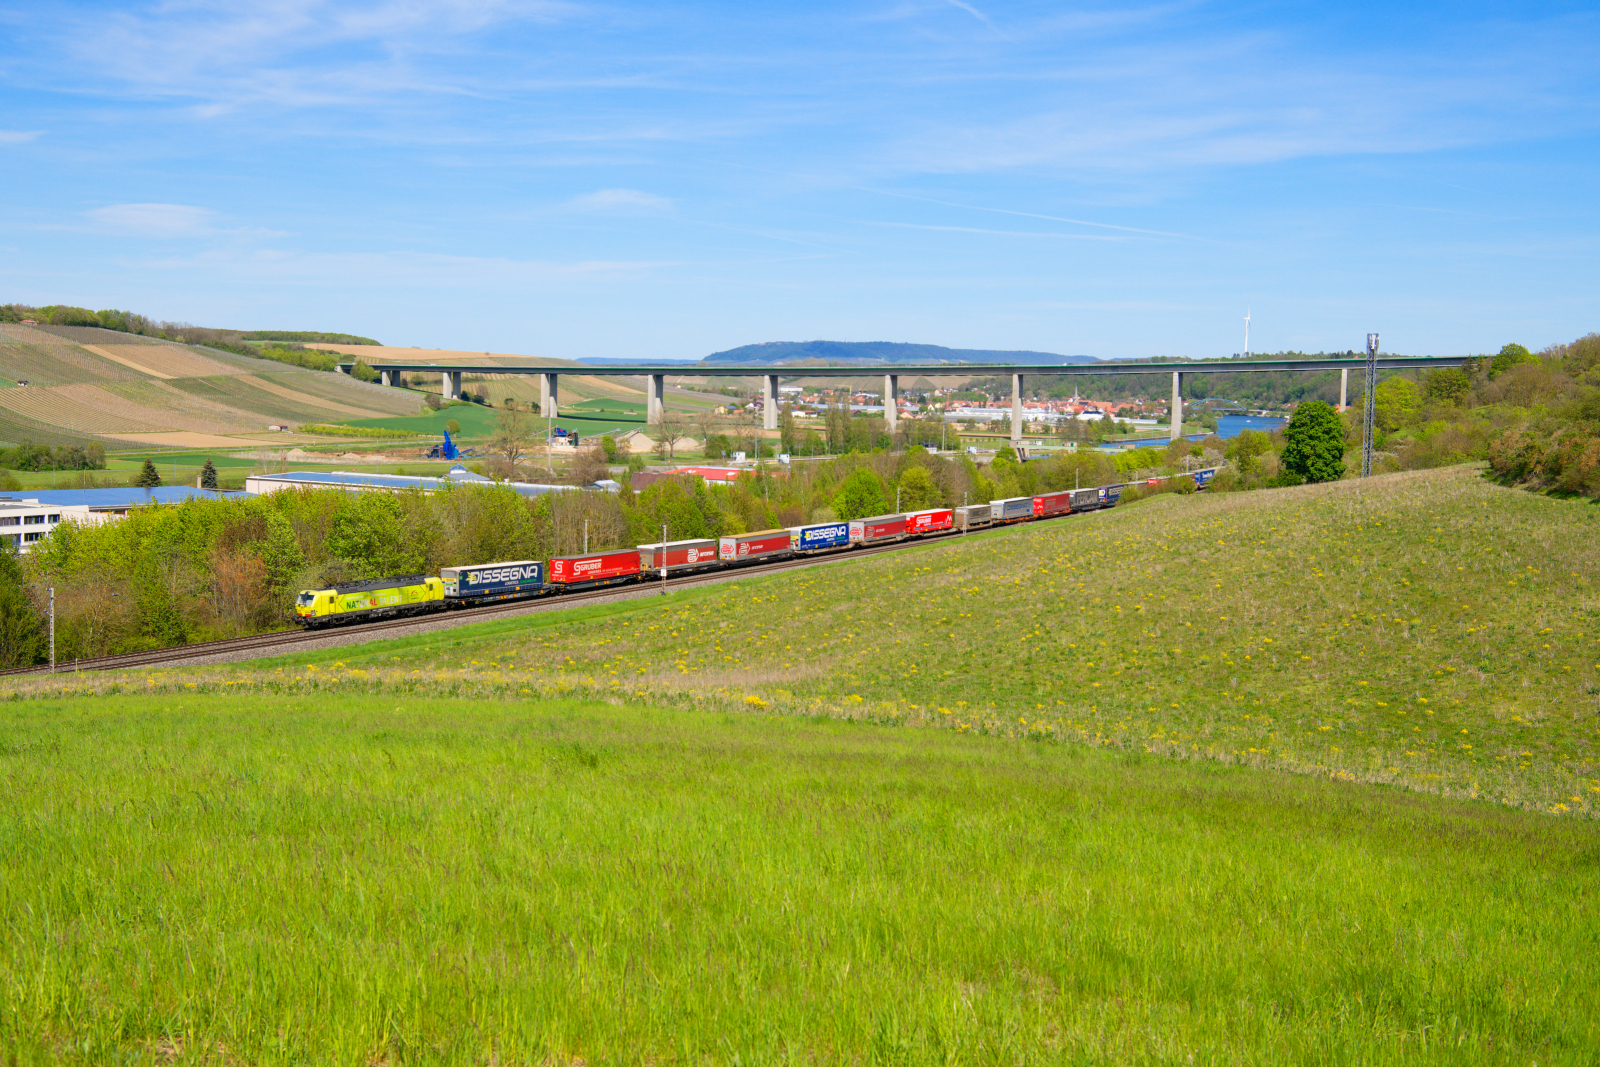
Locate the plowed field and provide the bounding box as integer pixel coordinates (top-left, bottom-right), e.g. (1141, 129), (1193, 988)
(276, 372), (421, 414)
(81, 344), (239, 379)
(234, 375), (387, 418)
(0, 342), (143, 385)
(0, 386), (169, 433)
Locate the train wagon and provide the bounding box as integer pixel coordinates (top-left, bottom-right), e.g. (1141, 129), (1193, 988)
(1069, 488), (1100, 511)
(548, 549), (641, 590)
(1191, 467), (1219, 488)
(905, 508), (954, 536)
(790, 521), (851, 554)
(1032, 490), (1072, 518)
(441, 560), (545, 604)
(955, 503), (993, 530)
(990, 496), (1036, 523)
(638, 538), (721, 575)
(295, 574), (444, 628)
(850, 513), (908, 545)
(720, 529), (794, 563)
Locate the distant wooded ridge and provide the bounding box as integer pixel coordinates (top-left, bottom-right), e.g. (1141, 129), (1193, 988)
(699, 340), (1098, 366)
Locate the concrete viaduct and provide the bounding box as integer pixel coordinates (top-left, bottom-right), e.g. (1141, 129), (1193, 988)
(338, 356), (1467, 445)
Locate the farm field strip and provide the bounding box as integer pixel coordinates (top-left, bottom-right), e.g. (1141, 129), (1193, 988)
(269, 371), (434, 415)
(233, 374), (390, 418)
(82, 343), (240, 379)
(0, 341), (143, 385)
(0, 384), (171, 433)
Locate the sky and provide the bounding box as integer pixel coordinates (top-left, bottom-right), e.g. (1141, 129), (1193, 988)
(0, 0), (1596, 361)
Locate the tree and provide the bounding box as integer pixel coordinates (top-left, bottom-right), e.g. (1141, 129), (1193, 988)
(351, 358), (380, 383)
(832, 467), (887, 519)
(600, 434), (618, 463)
(1227, 429), (1271, 475)
(135, 458), (161, 487)
(656, 410), (687, 464)
(1280, 401), (1346, 483)
(0, 544), (44, 668)
(1373, 377), (1421, 432)
(445, 419), (461, 436)
(491, 404), (532, 473)
(1423, 367), (1471, 406)
(1490, 343), (1536, 380)
(200, 459), (219, 489)
(895, 465), (942, 509)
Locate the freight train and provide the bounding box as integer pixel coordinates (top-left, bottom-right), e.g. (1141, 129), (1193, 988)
(292, 468), (1216, 628)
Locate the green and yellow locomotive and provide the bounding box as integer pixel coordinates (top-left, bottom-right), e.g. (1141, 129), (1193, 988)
(294, 574), (445, 628)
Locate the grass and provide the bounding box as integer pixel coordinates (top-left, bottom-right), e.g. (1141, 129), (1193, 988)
(1, 692), (1596, 1064)
(339, 403), (641, 441)
(27, 464), (1598, 817)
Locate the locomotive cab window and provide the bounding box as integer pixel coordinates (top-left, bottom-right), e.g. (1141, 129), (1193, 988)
(295, 592), (317, 607)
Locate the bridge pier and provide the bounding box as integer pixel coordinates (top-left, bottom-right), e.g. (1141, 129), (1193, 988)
(1170, 371), (1183, 443)
(1011, 373), (1023, 447)
(883, 374), (898, 433)
(647, 374), (665, 425)
(379, 368), (394, 387)
(442, 371), (462, 400)
(763, 374), (779, 431)
(1340, 367), (1349, 411)
(539, 372), (559, 418)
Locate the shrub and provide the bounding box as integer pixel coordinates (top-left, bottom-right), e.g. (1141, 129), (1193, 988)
(1280, 402), (1347, 483)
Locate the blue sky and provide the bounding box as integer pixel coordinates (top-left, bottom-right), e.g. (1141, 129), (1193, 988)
(1, 1), (1596, 360)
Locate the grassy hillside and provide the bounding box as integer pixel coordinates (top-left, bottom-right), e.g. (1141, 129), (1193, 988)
(30, 464), (1596, 817)
(0, 323), (419, 448)
(1, 692), (1594, 1063)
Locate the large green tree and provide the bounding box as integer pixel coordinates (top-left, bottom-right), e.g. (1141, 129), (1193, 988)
(134, 459), (161, 488)
(1280, 401), (1347, 483)
(832, 468), (888, 520)
(1490, 344), (1536, 379)
(0, 544), (45, 668)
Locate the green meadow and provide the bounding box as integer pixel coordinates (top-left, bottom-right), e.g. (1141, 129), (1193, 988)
(5, 464), (1600, 1061)
(38, 464), (1595, 816)
(1, 693), (1596, 1064)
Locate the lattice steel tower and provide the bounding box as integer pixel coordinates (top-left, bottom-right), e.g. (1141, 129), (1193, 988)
(1361, 332), (1379, 477)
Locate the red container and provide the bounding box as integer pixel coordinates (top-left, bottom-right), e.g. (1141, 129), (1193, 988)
(720, 530), (793, 562)
(849, 514), (908, 544)
(637, 538), (720, 572)
(1033, 491), (1072, 518)
(548, 548), (642, 585)
(904, 508), (954, 535)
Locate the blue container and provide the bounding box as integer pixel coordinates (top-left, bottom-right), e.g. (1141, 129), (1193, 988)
(1102, 484), (1125, 506)
(790, 522), (851, 552)
(440, 560), (545, 599)
(991, 496), (1035, 522)
(1192, 468), (1218, 488)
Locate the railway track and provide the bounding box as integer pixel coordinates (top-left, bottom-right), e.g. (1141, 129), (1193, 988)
(0, 524), (1009, 678)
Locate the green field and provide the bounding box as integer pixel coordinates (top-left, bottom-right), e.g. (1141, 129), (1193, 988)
(341, 402), (643, 441)
(1, 692), (1594, 1063)
(53, 464), (1590, 816)
(6, 463), (1600, 1059)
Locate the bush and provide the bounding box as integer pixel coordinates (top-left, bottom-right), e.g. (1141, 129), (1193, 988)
(1280, 401), (1347, 483)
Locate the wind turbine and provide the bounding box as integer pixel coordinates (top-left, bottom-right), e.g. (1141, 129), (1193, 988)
(1244, 308), (1251, 359)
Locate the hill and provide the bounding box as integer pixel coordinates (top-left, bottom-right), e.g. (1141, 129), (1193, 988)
(0, 323), (421, 449)
(4, 464), (1597, 1061)
(700, 340), (1097, 366)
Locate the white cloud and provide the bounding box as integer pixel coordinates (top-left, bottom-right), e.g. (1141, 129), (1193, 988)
(84, 203), (218, 236)
(563, 189), (674, 215)
(0, 130), (42, 144)
(138, 247), (680, 288)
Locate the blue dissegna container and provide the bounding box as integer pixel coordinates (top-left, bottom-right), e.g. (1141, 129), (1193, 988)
(790, 522), (851, 552)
